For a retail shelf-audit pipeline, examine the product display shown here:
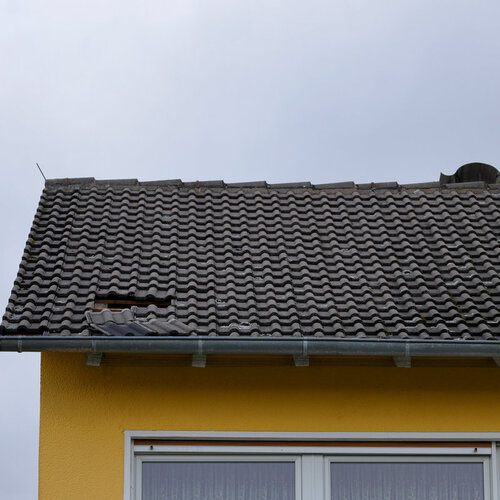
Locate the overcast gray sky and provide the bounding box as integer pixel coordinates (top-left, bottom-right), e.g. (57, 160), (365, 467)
(1, 0), (500, 497)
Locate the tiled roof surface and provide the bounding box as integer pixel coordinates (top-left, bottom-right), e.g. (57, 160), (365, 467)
(2, 175), (500, 339)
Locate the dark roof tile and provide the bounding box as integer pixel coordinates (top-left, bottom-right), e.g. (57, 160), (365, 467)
(268, 182), (312, 189)
(372, 182), (399, 189)
(226, 181), (268, 188)
(45, 177), (96, 185)
(95, 179), (139, 186)
(314, 182), (355, 189)
(402, 182), (441, 189)
(140, 179), (183, 186)
(442, 181), (487, 189)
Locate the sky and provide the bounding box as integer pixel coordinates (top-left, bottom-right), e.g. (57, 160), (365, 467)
(1, 0), (500, 497)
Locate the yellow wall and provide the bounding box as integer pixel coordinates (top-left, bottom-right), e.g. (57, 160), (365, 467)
(39, 352), (500, 499)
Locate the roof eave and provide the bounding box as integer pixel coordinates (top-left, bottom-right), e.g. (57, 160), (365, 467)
(2, 336), (500, 358)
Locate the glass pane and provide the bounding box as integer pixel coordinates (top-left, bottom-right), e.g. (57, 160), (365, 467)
(142, 461), (295, 500)
(331, 462), (484, 500)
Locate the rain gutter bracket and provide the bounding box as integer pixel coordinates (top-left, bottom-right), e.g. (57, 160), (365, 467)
(294, 339), (309, 366)
(192, 339), (206, 368)
(86, 339), (103, 366)
(86, 352), (103, 367)
(393, 342), (411, 367)
(393, 356), (412, 368)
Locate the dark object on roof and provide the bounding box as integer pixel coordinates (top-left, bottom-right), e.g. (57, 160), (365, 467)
(440, 163), (499, 186)
(2, 170), (500, 340)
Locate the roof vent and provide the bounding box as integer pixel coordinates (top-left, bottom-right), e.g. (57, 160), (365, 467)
(440, 163), (499, 185)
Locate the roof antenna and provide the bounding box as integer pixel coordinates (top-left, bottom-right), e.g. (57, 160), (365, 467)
(36, 162), (47, 181)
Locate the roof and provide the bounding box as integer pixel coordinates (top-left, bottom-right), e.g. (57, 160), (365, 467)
(2, 166), (500, 341)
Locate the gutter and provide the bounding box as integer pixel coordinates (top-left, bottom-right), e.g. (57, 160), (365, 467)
(1, 336), (500, 358)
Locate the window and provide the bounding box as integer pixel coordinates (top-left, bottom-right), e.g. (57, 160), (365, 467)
(328, 459), (486, 500)
(125, 432), (497, 500)
(138, 457), (298, 500)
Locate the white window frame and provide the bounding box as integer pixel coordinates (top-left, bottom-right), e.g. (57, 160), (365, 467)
(135, 454), (301, 500)
(124, 431), (500, 500)
(325, 455), (491, 500)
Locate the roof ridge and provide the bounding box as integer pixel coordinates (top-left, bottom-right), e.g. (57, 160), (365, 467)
(44, 177), (500, 190)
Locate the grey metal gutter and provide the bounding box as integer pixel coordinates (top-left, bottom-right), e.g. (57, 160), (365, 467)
(2, 336), (500, 357)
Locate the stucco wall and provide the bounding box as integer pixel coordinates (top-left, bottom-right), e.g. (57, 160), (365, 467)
(39, 352), (500, 499)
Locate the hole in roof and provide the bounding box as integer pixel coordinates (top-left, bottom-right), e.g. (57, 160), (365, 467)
(93, 296), (172, 312)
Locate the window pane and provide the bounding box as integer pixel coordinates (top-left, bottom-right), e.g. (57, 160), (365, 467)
(331, 462), (484, 500)
(142, 461), (295, 500)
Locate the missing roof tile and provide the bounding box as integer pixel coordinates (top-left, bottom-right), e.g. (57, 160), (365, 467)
(93, 297), (172, 312)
